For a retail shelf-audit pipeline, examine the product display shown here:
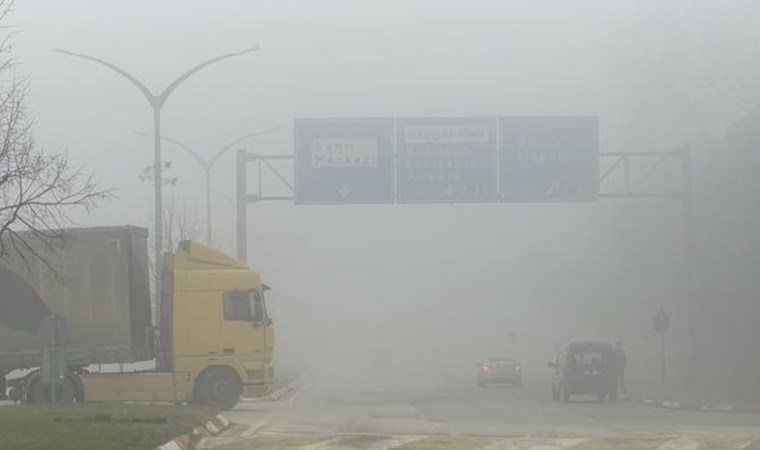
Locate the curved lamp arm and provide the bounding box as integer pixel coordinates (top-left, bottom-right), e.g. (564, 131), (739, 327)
(209, 126), (279, 167)
(133, 130), (208, 168)
(54, 48), (156, 105)
(134, 126), (278, 170)
(158, 44), (261, 106)
(55, 44), (261, 108)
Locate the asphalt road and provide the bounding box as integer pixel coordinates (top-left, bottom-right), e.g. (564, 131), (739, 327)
(200, 380), (760, 449)
(412, 384), (760, 432)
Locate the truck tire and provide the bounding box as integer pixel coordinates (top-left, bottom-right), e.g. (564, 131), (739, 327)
(8, 386), (22, 403)
(195, 367), (242, 410)
(25, 371), (83, 403)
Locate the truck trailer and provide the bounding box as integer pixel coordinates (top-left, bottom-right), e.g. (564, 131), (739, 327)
(0, 226), (274, 408)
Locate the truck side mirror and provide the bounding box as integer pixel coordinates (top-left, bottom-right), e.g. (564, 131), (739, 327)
(252, 319), (272, 328)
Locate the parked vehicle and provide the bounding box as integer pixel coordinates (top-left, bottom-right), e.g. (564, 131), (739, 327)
(549, 341), (617, 403)
(0, 226), (274, 409)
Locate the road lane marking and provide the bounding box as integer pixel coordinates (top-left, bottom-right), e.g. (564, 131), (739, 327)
(373, 435), (428, 449)
(289, 388), (303, 403)
(297, 436), (349, 449)
(484, 437), (588, 450)
(241, 419), (269, 438)
(656, 436), (758, 450)
(417, 414), (444, 430)
(655, 437), (700, 450)
(291, 434), (429, 450)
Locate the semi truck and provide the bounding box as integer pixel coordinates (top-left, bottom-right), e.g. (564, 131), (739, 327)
(0, 226), (274, 409)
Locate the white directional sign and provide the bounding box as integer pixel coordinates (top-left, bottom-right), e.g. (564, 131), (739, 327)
(500, 116), (599, 201)
(396, 117), (498, 203)
(294, 118), (394, 204)
(310, 138), (378, 168)
(293, 116), (600, 204)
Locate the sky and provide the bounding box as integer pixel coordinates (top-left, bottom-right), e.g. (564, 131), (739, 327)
(9, 1), (704, 385)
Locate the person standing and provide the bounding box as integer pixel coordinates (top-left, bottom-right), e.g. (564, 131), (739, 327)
(613, 341), (628, 395)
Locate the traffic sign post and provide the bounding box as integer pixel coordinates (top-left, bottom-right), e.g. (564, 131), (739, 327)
(39, 315), (68, 403)
(653, 308), (670, 403)
(396, 117), (497, 203)
(294, 118), (395, 204)
(653, 309), (670, 333)
(500, 116), (599, 201)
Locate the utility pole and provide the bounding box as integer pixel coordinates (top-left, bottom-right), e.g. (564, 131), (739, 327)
(681, 146), (697, 385)
(654, 307), (671, 403)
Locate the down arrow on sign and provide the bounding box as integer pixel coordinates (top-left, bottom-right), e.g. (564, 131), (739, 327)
(337, 185), (352, 198)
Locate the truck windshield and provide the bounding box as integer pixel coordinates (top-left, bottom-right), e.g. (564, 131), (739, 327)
(223, 290), (265, 323)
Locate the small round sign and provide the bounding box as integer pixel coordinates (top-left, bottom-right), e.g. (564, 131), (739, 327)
(653, 310), (670, 333)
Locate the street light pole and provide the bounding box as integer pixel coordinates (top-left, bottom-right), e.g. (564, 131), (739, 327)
(55, 45), (260, 369)
(153, 108), (162, 284)
(134, 127), (278, 244)
(205, 169), (212, 244)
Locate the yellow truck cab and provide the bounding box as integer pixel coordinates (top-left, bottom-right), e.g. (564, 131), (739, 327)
(81, 240), (273, 408)
(1, 228), (273, 410)
(163, 240), (275, 406)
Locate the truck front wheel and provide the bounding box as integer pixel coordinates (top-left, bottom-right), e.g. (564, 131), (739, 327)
(25, 371), (83, 403)
(195, 367), (242, 410)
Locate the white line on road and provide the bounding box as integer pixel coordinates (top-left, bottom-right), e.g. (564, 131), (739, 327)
(240, 419), (269, 438)
(417, 414), (444, 429)
(656, 436), (755, 450)
(377, 435), (428, 449)
(655, 437), (700, 450)
(296, 435), (428, 450)
(288, 388), (303, 403)
(297, 436), (344, 450)
(656, 436), (758, 450)
(484, 437), (588, 450)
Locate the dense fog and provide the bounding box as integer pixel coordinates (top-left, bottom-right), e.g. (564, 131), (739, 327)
(6, 0), (760, 405)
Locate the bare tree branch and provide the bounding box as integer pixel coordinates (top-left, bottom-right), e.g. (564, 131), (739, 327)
(0, 0), (112, 268)
(162, 195), (204, 252)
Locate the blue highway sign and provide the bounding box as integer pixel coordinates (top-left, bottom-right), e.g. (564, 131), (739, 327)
(294, 118), (395, 204)
(397, 117), (498, 203)
(500, 116), (599, 201)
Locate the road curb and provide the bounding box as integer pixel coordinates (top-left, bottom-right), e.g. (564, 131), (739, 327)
(155, 414), (231, 450)
(627, 397), (760, 414)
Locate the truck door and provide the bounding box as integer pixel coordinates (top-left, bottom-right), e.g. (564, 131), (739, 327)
(221, 290), (267, 358)
(260, 290), (273, 361)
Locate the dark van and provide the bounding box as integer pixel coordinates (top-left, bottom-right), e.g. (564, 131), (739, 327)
(549, 341), (617, 403)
